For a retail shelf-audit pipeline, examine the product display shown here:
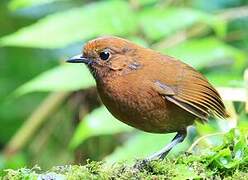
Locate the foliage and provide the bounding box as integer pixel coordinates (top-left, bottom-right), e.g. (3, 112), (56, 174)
(1, 129), (248, 179)
(0, 0), (247, 176)
(69, 106), (132, 149)
(1, 1), (137, 48)
(14, 64), (95, 96)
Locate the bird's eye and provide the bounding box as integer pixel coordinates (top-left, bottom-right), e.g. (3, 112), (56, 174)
(99, 51), (110, 61)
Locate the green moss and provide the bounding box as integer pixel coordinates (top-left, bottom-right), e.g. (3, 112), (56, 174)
(1, 128), (248, 179)
(1, 153), (248, 180)
(0, 157), (245, 179)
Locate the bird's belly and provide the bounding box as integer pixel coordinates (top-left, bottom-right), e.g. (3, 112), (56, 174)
(98, 84), (195, 133)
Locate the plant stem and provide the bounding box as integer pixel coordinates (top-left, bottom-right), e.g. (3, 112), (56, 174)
(3, 92), (70, 156)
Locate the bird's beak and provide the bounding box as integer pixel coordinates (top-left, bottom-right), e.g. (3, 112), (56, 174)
(66, 54), (90, 64)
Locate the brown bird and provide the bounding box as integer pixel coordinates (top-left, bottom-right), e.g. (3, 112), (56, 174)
(67, 36), (228, 164)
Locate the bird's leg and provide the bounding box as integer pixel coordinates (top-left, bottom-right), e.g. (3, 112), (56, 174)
(134, 130), (187, 169)
(146, 130), (187, 161)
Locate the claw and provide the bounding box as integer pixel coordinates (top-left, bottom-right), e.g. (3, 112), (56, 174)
(133, 159), (150, 171)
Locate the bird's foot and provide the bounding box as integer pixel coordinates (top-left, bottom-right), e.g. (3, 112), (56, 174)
(133, 159), (151, 171)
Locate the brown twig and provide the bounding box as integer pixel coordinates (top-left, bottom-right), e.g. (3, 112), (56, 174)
(28, 113), (63, 156)
(218, 5), (248, 21)
(3, 92), (70, 156)
(152, 24), (208, 49)
(152, 6), (248, 50)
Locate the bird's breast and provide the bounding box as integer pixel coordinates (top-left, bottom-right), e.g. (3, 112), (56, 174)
(96, 73), (194, 133)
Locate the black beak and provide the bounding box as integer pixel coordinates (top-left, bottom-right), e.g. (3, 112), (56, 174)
(66, 54), (90, 64)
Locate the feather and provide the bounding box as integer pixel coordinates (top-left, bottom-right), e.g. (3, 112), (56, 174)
(154, 59), (228, 121)
(166, 96), (208, 120)
(178, 92), (225, 118)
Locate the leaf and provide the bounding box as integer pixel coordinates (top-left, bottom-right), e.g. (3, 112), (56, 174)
(14, 64), (95, 96)
(137, 0), (158, 6)
(207, 129), (248, 169)
(8, 0), (67, 10)
(0, 153), (27, 169)
(163, 37), (246, 69)
(1, 1), (137, 48)
(69, 106), (133, 149)
(206, 70), (244, 87)
(105, 132), (189, 164)
(139, 7), (225, 41)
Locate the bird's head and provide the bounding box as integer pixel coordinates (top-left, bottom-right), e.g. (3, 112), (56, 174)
(67, 36), (144, 80)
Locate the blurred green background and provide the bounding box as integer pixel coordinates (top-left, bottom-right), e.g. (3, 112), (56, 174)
(0, 0), (247, 170)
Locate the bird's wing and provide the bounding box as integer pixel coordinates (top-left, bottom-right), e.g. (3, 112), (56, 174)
(152, 61), (228, 121)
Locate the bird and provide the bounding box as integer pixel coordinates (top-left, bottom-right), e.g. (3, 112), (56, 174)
(67, 36), (228, 165)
